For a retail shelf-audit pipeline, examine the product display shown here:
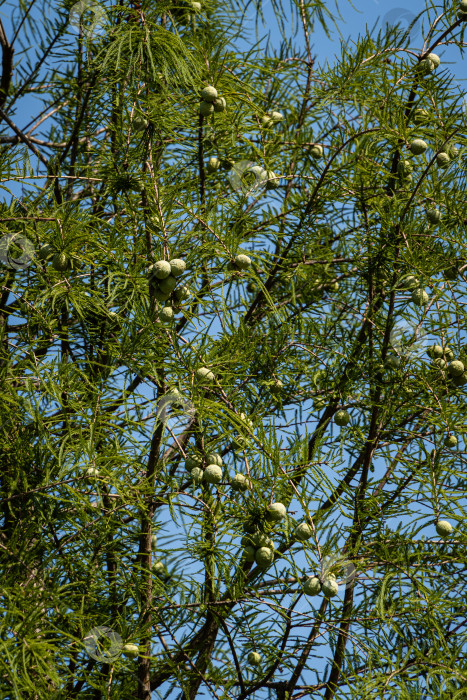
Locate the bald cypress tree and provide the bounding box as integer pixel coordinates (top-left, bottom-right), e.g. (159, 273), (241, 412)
(1, 0), (467, 698)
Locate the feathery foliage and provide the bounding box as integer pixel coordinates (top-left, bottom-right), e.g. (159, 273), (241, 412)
(1, 0), (467, 698)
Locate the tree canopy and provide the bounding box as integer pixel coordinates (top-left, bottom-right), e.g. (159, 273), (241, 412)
(1, 0), (467, 698)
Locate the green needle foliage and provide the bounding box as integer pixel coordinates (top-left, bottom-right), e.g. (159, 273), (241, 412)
(1, 0), (467, 698)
